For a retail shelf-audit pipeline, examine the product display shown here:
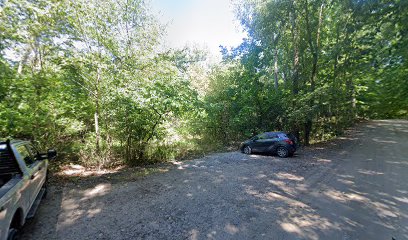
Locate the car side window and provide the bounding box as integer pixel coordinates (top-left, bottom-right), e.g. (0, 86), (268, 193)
(267, 133), (278, 139)
(25, 144), (40, 161)
(258, 133), (268, 139)
(16, 145), (35, 167)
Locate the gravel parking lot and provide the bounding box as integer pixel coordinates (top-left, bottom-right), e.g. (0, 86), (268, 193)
(21, 120), (408, 240)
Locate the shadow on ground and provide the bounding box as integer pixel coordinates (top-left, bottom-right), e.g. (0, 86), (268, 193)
(20, 120), (408, 240)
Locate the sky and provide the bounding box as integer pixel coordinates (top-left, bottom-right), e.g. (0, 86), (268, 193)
(151, 0), (247, 60)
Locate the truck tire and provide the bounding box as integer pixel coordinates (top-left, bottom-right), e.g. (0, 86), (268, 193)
(42, 172), (49, 199)
(7, 228), (18, 240)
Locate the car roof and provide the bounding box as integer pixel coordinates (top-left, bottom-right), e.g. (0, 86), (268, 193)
(0, 139), (29, 145)
(262, 132), (286, 135)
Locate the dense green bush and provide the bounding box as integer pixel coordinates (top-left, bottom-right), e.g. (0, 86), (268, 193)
(1, 0), (406, 168)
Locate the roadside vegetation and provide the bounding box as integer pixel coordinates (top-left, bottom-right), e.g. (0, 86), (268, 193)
(1, 0), (407, 168)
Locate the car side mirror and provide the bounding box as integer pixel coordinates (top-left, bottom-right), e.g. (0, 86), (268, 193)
(47, 149), (57, 160)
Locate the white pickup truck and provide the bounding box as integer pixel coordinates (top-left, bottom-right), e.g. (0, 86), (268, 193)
(0, 140), (56, 240)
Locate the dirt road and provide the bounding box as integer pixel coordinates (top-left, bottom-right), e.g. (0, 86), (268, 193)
(21, 120), (408, 240)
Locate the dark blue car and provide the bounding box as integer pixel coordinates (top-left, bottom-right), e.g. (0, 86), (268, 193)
(240, 132), (297, 158)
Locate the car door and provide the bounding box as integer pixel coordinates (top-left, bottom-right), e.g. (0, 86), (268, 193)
(251, 133), (271, 152)
(265, 133), (280, 152)
(24, 144), (47, 202)
(14, 144), (36, 211)
(258, 133), (279, 152)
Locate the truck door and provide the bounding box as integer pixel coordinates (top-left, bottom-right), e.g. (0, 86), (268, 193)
(14, 144), (36, 211)
(23, 144), (47, 203)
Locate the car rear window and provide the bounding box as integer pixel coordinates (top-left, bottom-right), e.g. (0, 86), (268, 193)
(0, 143), (21, 174)
(277, 133), (288, 138)
(0, 144), (9, 157)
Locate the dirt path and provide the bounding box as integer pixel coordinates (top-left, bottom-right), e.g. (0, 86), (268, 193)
(20, 120), (408, 240)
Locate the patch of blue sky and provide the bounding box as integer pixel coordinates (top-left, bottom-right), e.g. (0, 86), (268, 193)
(151, 0), (247, 61)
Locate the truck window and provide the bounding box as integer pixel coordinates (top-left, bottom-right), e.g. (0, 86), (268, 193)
(16, 145), (34, 166)
(25, 144), (40, 161)
(0, 144), (21, 175)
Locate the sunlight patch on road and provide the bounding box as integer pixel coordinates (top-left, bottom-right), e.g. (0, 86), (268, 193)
(268, 179), (296, 195)
(265, 192), (309, 208)
(280, 222), (302, 234)
(188, 229), (199, 240)
(58, 164), (122, 177)
(84, 184), (111, 198)
(371, 138), (398, 144)
(393, 196), (408, 204)
(324, 189), (368, 203)
(337, 178), (354, 185)
(224, 223), (239, 234)
(275, 172), (304, 181)
(358, 169), (384, 175)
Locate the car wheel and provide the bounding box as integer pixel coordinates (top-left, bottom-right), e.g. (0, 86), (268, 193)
(7, 228), (18, 240)
(42, 182), (48, 199)
(243, 146), (252, 155)
(42, 172), (49, 199)
(276, 146), (289, 158)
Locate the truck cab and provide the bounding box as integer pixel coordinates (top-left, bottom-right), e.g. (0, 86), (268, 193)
(0, 140), (55, 240)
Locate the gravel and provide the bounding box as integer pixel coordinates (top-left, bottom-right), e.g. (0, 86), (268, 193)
(20, 120), (408, 240)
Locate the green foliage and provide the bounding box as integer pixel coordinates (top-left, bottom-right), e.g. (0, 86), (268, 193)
(0, 0), (406, 168)
(0, 0), (203, 167)
(204, 0), (408, 145)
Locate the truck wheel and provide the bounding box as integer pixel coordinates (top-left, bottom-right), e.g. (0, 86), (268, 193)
(42, 172), (49, 199)
(42, 183), (48, 199)
(7, 228), (18, 240)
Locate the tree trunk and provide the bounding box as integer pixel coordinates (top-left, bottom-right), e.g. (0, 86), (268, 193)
(345, 62), (356, 123)
(94, 67), (101, 155)
(303, 2), (324, 146)
(273, 45), (279, 90)
(17, 46), (31, 75)
(290, 1), (300, 142)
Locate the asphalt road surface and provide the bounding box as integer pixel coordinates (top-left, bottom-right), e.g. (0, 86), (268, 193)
(21, 120), (408, 240)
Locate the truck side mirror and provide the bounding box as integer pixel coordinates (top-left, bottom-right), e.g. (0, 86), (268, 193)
(47, 149), (57, 160)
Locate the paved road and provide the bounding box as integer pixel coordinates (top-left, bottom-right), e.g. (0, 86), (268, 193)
(21, 120), (408, 240)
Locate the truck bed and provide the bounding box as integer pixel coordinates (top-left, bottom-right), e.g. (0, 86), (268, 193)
(0, 176), (22, 200)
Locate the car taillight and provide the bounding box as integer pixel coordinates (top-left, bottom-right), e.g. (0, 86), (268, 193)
(284, 139), (293, 145)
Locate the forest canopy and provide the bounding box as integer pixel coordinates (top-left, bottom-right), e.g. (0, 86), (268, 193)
(0, 0), (407, 167)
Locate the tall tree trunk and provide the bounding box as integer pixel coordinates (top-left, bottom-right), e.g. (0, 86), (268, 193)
(303, 2), (324, 146)
(345, 56), (356, 123)
(94, 67), (101, 155)
(17, 46), (31, 75)
(273, 45), (279, 90)
(290, 1), (300, 142)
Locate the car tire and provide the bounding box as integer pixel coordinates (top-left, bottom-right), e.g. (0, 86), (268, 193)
(243, 146), (252, 155)
(42, 183), (48, 199)
(276, 146), (289, 158)
(7, 228), (18, 240)
(42, 173), (49, 199)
